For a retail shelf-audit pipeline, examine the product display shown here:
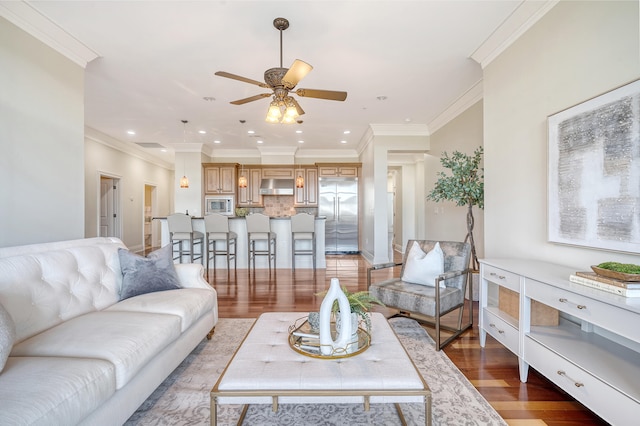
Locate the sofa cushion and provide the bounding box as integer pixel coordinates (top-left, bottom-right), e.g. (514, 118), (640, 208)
(0, 356), (115, 426)
(106, 288), (215, 332)
(0, 302), (16, 373)
(118, 245), (181, 300)
(10, 311), (181, 389)
(401, 241), (445, 287)
(0, 238), (124, 344)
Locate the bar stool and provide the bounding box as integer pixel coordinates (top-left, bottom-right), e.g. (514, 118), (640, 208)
(246, 213), (276, 272)
(167, 213), (204, 264)
(204, 213), (237, 273)
(291, 213), (316, 271)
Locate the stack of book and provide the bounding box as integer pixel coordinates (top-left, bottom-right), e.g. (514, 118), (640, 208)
(569, 271), (640, 297)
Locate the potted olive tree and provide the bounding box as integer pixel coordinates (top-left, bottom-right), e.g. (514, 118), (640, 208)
(427, 146), (484, 271)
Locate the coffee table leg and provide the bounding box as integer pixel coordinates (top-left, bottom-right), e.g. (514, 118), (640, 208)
(210, 397), (217, 426)
(425, 394), (432, 426)
(394, 403), (408, 426)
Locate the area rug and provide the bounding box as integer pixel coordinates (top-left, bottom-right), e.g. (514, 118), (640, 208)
(125, 317), (506, 425)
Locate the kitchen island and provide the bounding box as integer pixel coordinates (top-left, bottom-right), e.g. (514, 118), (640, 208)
(155, 216), (326, 269)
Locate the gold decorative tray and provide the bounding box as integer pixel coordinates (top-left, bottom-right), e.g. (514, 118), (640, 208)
(288, 316), (370, 359)
(591, 266), (640, 282)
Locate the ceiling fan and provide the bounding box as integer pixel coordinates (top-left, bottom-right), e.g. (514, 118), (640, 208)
(215, 17), (347, 123)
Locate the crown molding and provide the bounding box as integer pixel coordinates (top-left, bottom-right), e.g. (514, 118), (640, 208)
(470, 0), (559, 69)
(428, 79), (483, 134)
(0, 1), (100, 68)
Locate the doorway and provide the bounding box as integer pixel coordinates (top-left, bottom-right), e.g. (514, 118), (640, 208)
(144, 184), (157, 250)
(99, 175), (121, 238)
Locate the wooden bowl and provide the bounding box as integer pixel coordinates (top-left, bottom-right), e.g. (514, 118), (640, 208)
(591, 265), (640, 282)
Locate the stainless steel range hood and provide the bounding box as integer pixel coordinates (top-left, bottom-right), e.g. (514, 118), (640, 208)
(259, 179), (294, 195)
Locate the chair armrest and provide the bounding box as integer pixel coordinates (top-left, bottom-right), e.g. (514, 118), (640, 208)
(367, 262), (403, 286)
(174, 263), (213, 290)
(436, 268), (471, 286)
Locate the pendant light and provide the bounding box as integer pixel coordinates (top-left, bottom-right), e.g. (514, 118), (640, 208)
(295, 154), (304, 188)
(238, 163), (247, 188)
(179, 120), (190, 189)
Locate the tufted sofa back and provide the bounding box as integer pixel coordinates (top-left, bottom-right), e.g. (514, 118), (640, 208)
(0, 237), (126, 344)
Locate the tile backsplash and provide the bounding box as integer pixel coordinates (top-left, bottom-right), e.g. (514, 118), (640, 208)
(262, 195), (296, 217)
(258, 195), (318, 217)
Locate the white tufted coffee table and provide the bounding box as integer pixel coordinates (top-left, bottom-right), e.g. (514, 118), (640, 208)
(210, 312), (431, 425)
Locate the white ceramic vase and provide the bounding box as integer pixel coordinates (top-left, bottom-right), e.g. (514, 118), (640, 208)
(319, 278), (352, 356)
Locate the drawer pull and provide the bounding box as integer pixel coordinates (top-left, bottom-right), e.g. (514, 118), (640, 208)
(558, 298), (587, 310)
(489, 272), (506, 280)
(557, 370), (584, 387)
(489, 323), (505, 334)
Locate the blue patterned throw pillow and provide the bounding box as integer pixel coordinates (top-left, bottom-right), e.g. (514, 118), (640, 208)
(118, 244), (181, 300)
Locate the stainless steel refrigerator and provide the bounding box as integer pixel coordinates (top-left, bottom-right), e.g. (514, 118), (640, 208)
(319, 178), (359, 254)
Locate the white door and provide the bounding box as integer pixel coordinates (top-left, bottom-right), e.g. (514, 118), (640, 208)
(100, 177), (120, 238)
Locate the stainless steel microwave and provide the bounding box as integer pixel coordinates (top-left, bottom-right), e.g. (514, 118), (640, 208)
(204, 196), (234, 216)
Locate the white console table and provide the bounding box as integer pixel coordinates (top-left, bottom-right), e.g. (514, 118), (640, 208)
(479, 259), (640, 426)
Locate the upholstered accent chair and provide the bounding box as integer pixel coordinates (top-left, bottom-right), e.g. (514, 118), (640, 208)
(367, 240), (472, 350)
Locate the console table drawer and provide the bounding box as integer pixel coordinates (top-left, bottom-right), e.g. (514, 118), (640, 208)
(525, 337), (637, 425)
(482, 265), (519, 292)
(483, 309), (518, 354)
(526, 280), (640, 342)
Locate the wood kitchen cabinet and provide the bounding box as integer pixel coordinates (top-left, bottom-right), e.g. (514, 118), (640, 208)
(294, 167), (318, 206)
(204, 164), (236, 195)
(316, 163), (360, 177)
(237, 168), (262, 207)
(261, 167), (294, 179)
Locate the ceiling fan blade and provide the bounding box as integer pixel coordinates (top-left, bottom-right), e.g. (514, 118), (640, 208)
(290, 97), (305, 116)
(215, 71), (269, 88)
(282, 60), (313, 89)
(230, 93), (272, 105)
(295, 88), (347, 101)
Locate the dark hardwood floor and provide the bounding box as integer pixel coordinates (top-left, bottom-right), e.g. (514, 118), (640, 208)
(204, 254), (609, 426)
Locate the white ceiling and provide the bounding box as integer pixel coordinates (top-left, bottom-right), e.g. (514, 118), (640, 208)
(3, 1), (548, 162)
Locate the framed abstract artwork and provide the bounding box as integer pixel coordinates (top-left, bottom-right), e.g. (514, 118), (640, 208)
(548, 79), (640, 254)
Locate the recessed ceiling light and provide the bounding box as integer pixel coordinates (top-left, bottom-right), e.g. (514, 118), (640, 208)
(160, 149), (167, 152)
(296, 130), (303, 134)
(247, 130), (255, 134)
(340, 140), (347, 144)
(298, 140), (304, 144)
(257, 140), (264, 144)
(199, 130), (206, 134)
(343, 130), (350, 134)
(213, 140), (221, 144)
(405, 118), (412, 123)
(127, 130), (135, 135)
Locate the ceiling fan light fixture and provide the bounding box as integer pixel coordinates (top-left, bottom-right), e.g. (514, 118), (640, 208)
(281, 115), (296, 124)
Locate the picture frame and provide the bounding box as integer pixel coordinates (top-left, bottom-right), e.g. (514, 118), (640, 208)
(547, 79), (640, 254)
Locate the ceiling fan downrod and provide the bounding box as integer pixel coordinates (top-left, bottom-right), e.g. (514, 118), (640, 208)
(273, 17), (289, 68)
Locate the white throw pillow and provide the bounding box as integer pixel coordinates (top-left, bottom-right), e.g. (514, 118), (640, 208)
(0, 301), (16, 373)
(401, 241), (445, 287)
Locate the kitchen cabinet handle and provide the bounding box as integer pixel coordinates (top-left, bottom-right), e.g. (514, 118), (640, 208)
(558, 298), (587, 310)
(557, 370), (584, 387)
(489, 323), (505, 334)
(489, 272), (506, 280)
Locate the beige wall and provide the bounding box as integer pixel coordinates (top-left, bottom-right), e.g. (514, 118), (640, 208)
(0, 18), (85, 247)
(84, 132), (174, 252)
(425, 100), (484, 261)
(484, 1), (640, 267)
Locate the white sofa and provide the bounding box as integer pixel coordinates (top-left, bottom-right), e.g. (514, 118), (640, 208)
(0, 237), (218, 425)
